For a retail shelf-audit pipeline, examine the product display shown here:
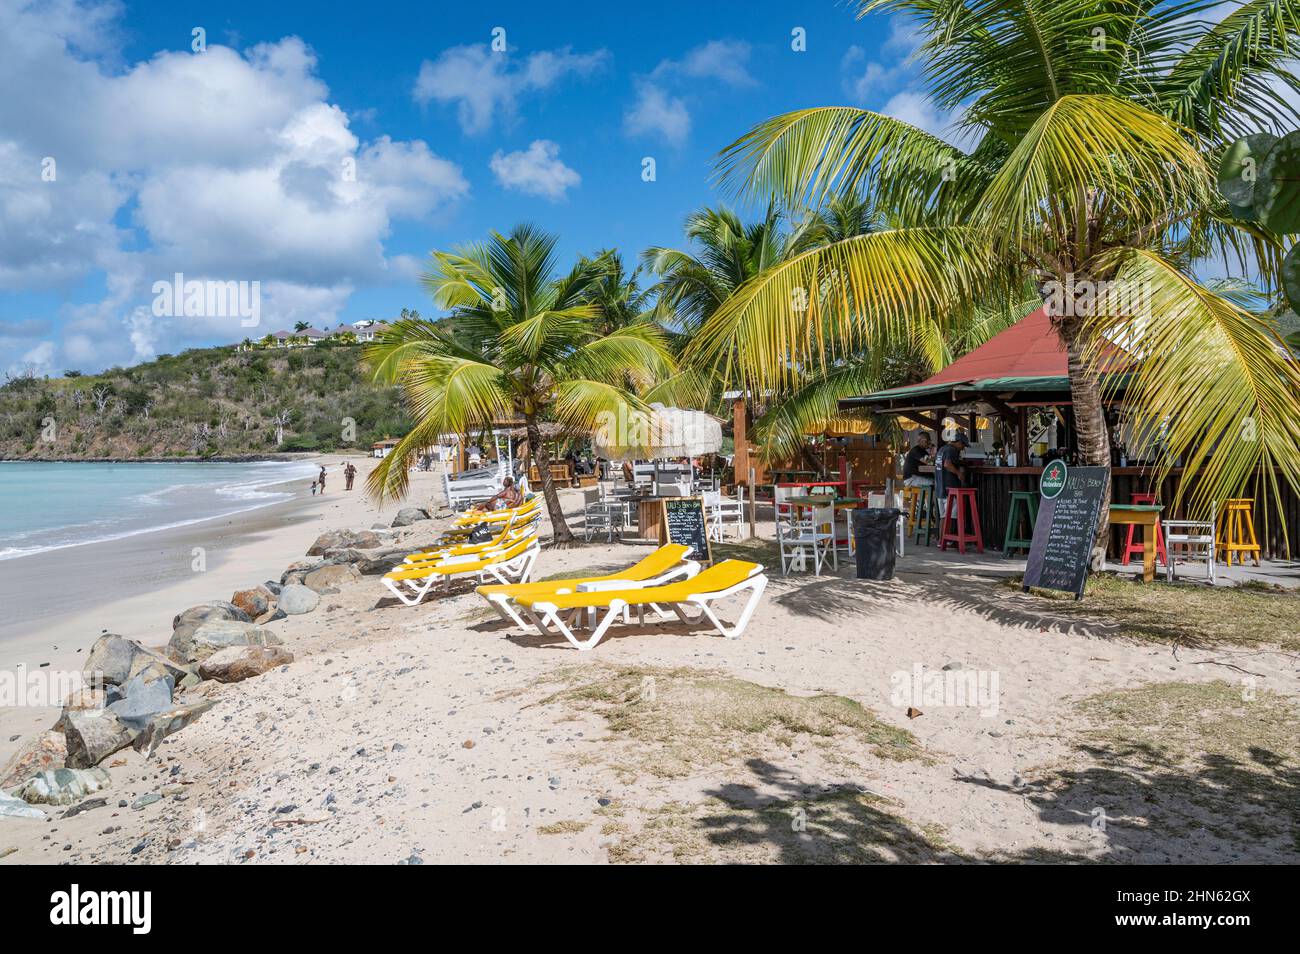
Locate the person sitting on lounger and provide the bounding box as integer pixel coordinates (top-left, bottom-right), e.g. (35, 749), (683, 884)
(482, 476), (523, 511)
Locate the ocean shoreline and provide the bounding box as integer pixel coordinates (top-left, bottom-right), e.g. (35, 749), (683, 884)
(0, 454), (382, 670)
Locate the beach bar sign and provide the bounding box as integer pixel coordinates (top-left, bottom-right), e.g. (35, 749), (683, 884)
(1022, 465), (1108, 599)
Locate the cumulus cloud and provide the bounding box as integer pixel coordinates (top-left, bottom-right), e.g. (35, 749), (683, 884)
(489, 140), (580, 201)
(623, 82), (691, 145)
(624, 39), (751, 146)
(0, 0), (469, 373)
(413, 44), (608, 134)
(654, 39), (755, 87)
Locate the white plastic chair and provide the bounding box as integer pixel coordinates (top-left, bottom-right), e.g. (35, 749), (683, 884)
(776, 501), (835, 575)
(867, 491), (907, 557)
(1163, 503), (1216, 582)
(582, 488), (618, 542)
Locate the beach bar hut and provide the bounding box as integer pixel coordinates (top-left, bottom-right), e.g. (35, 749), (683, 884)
(841, 307), (1300, 559)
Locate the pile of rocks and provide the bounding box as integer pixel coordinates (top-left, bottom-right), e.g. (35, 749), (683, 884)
(1, 522), (408, 820)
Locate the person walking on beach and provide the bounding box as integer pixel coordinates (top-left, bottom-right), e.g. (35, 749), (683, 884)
(318, 465), (327, 493)
(344, 462), (357, 490)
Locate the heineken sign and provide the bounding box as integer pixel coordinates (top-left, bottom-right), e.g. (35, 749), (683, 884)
(1039, 459), (1068, 499)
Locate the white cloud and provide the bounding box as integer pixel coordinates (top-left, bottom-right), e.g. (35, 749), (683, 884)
(624, 81), (691, 145)
(0, 1), (469, 371)
(624, 38), (751, 146)
(656, 39), (755, 87)
(413, 44), (608, 134)
(489, 140), (580, 201)
(882, 91), (974, 147)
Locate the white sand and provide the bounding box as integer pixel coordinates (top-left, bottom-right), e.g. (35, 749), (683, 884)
(2, 457), (1297, 864)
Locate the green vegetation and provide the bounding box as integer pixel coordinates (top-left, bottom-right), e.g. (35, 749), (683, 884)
(1043, 681), (1300, 852)
(0, 343), (408, 459)
(1008, 573), (1300, 651)
(537, 664), (920, 781)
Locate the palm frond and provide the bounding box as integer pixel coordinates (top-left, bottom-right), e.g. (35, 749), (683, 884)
(1087, 248), (1300, 521)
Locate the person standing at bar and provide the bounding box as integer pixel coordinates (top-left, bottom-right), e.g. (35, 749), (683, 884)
(902, 433), (934, 488)
(934, 431), (969, 507)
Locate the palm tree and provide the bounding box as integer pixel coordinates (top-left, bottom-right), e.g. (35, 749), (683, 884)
(699, 0), (1300, 562)
(365, 224), (676, 545)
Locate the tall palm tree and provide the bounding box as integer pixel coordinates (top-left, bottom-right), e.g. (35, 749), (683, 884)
(698, 0), (1300, 562)
(365, 224), (676, 545)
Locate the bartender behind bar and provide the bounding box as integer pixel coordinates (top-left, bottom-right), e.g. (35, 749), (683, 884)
(934, 430), (969, 506)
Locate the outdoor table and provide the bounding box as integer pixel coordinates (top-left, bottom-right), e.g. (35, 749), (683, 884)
(1109, 503), (1163, 583)
(784, 495), (865, 509)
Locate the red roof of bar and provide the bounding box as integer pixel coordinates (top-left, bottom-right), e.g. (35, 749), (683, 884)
(924, 307), (1066, 386)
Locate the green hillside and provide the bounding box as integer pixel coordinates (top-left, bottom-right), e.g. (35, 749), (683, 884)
(0, 342), (410, 459)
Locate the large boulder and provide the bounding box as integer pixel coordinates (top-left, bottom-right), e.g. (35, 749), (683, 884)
(391, 507), (431, 527)
(61, 709), (137, 769)
(84, 634), (188, 688)
(0, 790), (45, 819)
(306, 529), (381, 556)
(169, 619), (282, 664)
(169, 602), (252, 659)
(106, 673), (175, 730)
(277, 584), (320, 615)
(254, 606), (287, 625)
(303, 563), (360, 594)
(0, 730), (67, 789)
(230, 586), (274, 620)
(199, 646), (295, 683)
(17, 767), (111, 806)
(172, 600), (250, 631)
(132, 700), (217, 759)
(280, 561), (320, 586)
(357, 548), (413, 576)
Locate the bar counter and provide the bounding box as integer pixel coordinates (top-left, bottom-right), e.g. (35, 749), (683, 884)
(917, 464), (1297, 558)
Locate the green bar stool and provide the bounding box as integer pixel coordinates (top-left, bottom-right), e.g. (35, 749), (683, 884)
(1003, 490), (1039, 557)
(912, 485), (937, 547)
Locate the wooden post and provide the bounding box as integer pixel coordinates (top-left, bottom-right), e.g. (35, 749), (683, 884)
(733, 396), (749, 488)
(748, 466), (758, 539)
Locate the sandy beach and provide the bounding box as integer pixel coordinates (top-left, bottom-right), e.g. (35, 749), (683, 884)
(2, 455), (1297, 865)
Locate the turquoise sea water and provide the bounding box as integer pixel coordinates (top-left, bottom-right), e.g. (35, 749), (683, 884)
(0, 461), (319, 561)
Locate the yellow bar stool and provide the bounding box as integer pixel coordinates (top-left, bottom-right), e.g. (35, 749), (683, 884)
(901, 486), (922, 536)
(1216, 498), (1262, 567)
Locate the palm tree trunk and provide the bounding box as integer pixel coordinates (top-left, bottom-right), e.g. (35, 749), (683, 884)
(1061, 319), (1112, 570)
(525, 414), (575, 546)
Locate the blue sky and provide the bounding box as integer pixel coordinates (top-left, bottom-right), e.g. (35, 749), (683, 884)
(0, 0), (955, 375)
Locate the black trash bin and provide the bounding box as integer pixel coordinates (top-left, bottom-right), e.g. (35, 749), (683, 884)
(853, 507), (902, 580)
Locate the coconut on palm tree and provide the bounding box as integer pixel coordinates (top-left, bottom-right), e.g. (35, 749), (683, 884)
(364, 224), (676, 545)
(697, 0), (1300, 562)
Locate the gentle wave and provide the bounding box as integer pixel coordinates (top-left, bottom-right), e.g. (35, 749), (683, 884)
(0, 460), (320, 562)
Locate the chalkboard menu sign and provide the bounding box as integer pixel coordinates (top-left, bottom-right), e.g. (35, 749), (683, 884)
(1022, 465), (1108, 599)
(660, 497), (712, 564)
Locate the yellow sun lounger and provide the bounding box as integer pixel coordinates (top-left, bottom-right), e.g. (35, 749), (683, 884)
(438, 495), (542, 541)
(475, 543), (700, 628)
(513, 559), (767, 651)
(402, 514), (539, 566)
(383, 534), (540, 606)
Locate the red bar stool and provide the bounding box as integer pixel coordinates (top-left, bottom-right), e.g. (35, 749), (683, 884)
(939, 488), (984, 554)
(1121, 492), (1167, 565)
